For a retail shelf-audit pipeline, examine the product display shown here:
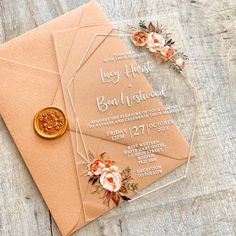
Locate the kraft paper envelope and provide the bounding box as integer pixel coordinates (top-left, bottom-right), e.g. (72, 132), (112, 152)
(53, 0), (193, 226)
(0, 1), (116, 235)
(0, 0), (193, 235)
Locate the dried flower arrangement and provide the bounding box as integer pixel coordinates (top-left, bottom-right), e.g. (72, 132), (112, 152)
(87, 152), (138, 207)
(130, 20), (188, 73)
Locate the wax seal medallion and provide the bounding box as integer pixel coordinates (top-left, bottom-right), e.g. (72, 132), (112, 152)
(34, 107), (68, 139)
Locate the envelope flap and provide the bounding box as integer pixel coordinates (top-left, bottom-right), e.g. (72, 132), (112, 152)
(52, 28), (77, 75)
(0, 3), (98, 235)
(0, 3), (84, 73)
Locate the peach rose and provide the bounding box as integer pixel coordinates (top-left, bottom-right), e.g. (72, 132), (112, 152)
(131, 31), (148, 46)
(100, 166), (122, 192)
(175, 58), (186, 68)
(160, 46), (175, 60)
(88, 159), (106, 176)
(147, 32), (165, 52)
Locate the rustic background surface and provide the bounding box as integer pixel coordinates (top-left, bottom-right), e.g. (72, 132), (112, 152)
(0, 0), (236, 235)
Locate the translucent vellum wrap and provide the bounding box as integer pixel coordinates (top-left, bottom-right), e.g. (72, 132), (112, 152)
(55, 12), (198, 224)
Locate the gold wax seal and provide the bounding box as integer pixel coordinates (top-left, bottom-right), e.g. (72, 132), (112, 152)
(33, 107), (68, 139)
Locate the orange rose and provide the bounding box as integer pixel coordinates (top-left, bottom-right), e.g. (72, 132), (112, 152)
(160, 46), (175, 61)
(88, 159), (106, 176)
(131, 31), (148, 46)
(154, 46), (175, 62)
(100, 166), (122, 192)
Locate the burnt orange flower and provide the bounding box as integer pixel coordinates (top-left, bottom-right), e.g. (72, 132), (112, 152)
(88, 159), (106, 176)
(160, 46), (175, 61)
(131, 31), (148, 46)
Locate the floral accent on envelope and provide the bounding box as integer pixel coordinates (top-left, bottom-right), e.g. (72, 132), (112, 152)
(87, 152), (138, 207)
(130, 20), (188, 73)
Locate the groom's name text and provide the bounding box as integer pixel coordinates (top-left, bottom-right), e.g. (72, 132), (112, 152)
(96, 86), (167, 112)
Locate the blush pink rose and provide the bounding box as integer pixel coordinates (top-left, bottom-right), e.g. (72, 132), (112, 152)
(100, 166), (122, 192)
(147, 32), (165, 52)
(131, 31), (148, 46)
(175, 58), (186, 68)
(88, 159), (106, 176)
